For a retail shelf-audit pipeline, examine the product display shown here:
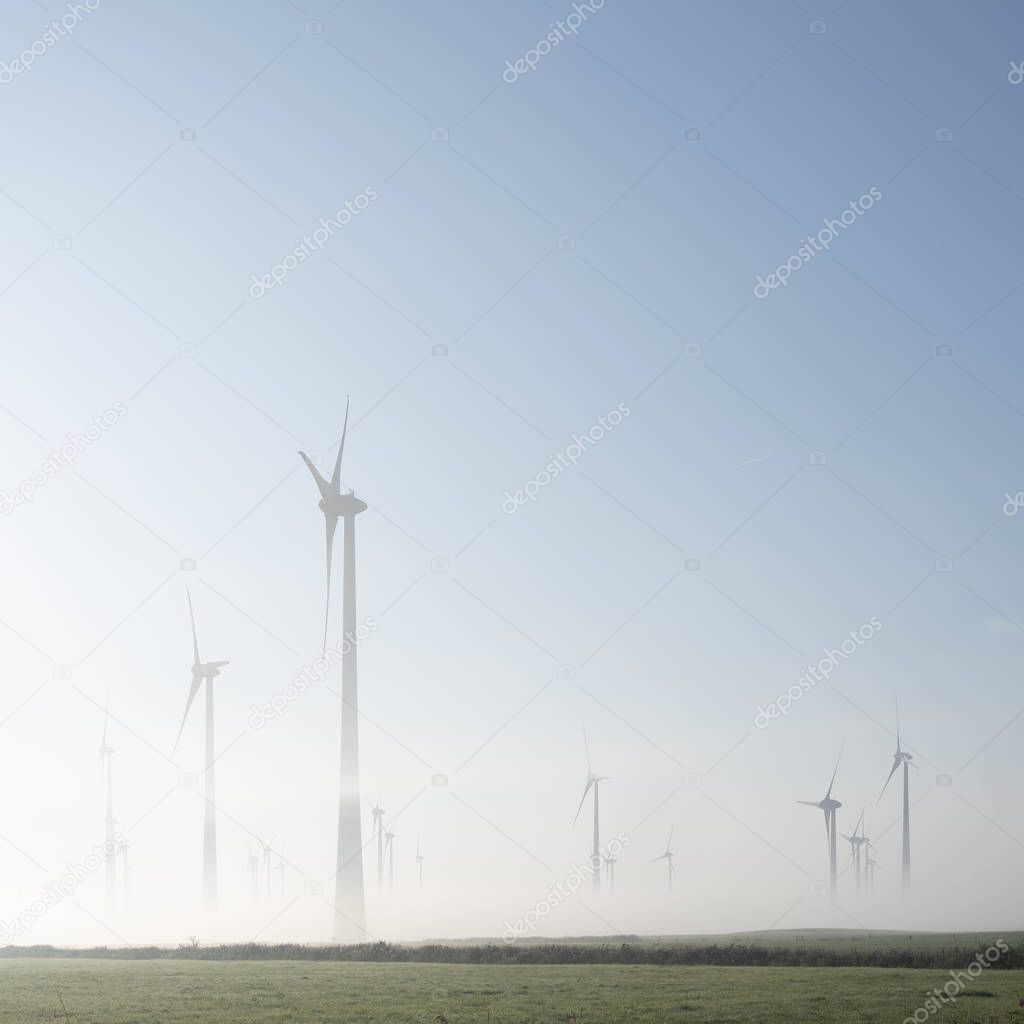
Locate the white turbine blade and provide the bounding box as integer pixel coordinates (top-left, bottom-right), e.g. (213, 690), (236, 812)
(582, 728), (591, 775)
(332, 397), (350, 489)
(173, 671), (203, 754)
(186, 588), (200, 665)
(322, 514), (338, 653)
(299, 451), (332, 502)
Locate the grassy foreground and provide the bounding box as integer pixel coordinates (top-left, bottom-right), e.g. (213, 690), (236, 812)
(3, 959), (1024, 1024)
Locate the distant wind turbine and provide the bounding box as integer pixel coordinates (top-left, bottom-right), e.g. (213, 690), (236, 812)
(603, 854), (617, 891)
(173, 589), (228, 910)
(98, 705), (117, 911)
(878, 706), (915, 889)
(572, 730), (608, 892)
(651, 826), (674, 889)
(261, 837), (275, 902)
(299, 397), (368, 939)
(247, 843), (260, 904)
(416, 838), (424, 886)
(799, 748), (843, 894)
(120, 839), (130, 905)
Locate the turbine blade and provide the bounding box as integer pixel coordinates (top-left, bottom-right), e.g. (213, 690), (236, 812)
(582, 728), (591, 775)
(172, 673), (202, 754)
(332, 397), (350, 489)
(826, 745), (842, 799)
(322, 514), (339, 653)
(797, 800), (821, 807)
(572, 780), (594, 824)
(187, 588), (200, 665)
(299, 451), (332, 502)
(877, 759), (899, 803)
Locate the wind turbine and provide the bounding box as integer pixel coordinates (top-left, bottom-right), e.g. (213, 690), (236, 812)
(370, 800), (386, 890)
(878, 708), (915, 889)
(840, 809), (866, 889)
(572, 730), (608, 892)
(173, 589), (228, 911)
(798, 748), (843, 894)
(416, 838), (424, 886)
(651, 826), (674, 889)
(276, 849), (286, 900)
(299, 398), (368, 939)
(384, 829), (395, 888)
(98, 706), (117, 911)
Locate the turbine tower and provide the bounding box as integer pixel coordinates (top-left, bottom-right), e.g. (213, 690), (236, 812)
(879, 709), (914, 889)
(572, 730), (607, 892)
(300, 398), (367, 939)
(370, 800), (386, 891)
(173, 589), (228, 911)
(799, 748), (843, 894)
(651, 826), (674, 889)
(98, 707), (117, 912)
(416, 838), (424, 886)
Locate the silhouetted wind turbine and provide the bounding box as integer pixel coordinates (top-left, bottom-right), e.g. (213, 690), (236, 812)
(299, 398), (368, 939)
(120, 839), (130, 904)
(261, 837), (274, 902)
(878, 708), (915, 889)
(572, 730), (608, 892)
(173, 589), (228, 910)
(799, 748), (843, 894)
(98, 706), (117, 911)
(651, 826), (674, 889)
(416, 838), (424, 886)
(276, 846), (286, 900)
(370, 800), (386, 891)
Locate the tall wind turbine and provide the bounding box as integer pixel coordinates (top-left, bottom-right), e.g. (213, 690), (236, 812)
(651, 826), (674, 889)
(370, 800), (386, 891)
(572, 730), (607, 892)
(300, 398), (367, 939)
(261, 837), (275, 902)
(173, 589), (228, 911)
(384, 830), (395, 888)
(799, 749), (843, 894)
(98, 707), (117, 911)
(276, 848), (286, 900)
(416, 838), (424, 886)
(120, 839), (130, 905)
(878, 709), (914, 889)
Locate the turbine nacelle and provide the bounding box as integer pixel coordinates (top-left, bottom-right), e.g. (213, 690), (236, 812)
(319, 492), (367, 517)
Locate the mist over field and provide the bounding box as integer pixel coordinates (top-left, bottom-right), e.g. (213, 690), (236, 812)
(1, 0), (1024, 969)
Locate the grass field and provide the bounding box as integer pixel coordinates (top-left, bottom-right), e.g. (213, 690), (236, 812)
(4, 958), (1024, 1024)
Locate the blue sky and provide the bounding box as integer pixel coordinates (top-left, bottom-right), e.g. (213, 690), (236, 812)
(0, 0), (1023, 943)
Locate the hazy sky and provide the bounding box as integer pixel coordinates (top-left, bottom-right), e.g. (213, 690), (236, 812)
(1, 0), (1024, 945)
